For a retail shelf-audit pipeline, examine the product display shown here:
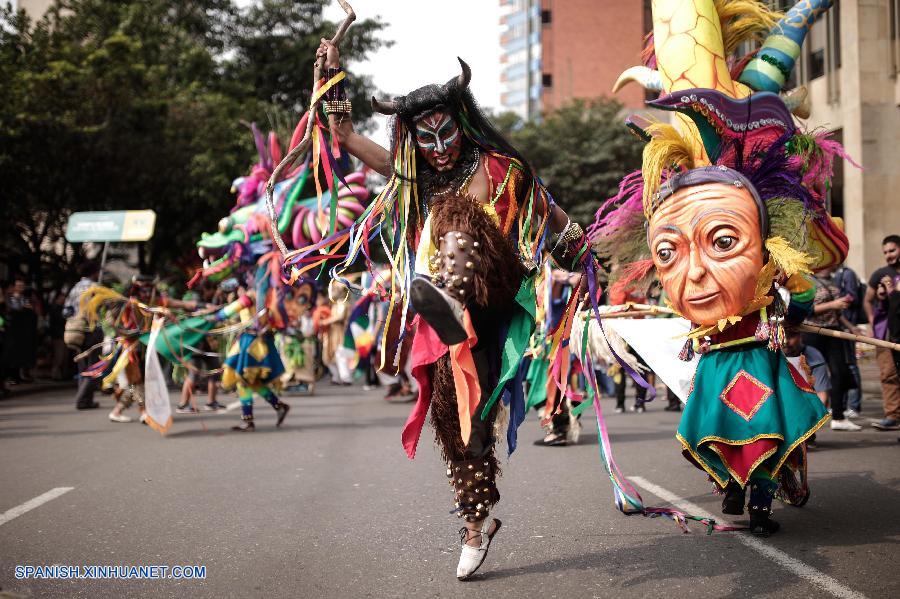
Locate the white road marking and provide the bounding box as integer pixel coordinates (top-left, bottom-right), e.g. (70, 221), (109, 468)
(631, 476), (868, 599)
(0, 487), (74, 527)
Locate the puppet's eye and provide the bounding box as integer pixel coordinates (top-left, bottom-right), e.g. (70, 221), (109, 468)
(656, 241), (675, 264)
(713, 235), (736, 251)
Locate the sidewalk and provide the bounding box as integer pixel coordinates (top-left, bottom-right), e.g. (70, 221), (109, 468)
(1, 379), (75, 399)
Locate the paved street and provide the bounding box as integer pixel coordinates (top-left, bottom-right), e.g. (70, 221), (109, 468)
(1, 372), (899, 599)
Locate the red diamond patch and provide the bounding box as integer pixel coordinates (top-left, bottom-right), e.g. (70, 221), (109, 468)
(787, 361), (815, 394)
(719, 370), (772, 421)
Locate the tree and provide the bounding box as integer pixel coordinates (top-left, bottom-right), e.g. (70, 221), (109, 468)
(226, 0), (387, 122)
(0, 0), (387, 291)
(497, 98), (643, 227)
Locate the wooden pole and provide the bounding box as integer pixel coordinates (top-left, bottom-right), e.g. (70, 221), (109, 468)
(579, 307), (900, 351)
(98, 241), (109, 282)
(796, 324), (900, 352)
(580, 309), (668, 320)
(579, 305), (674, 320)
(264, 0), (356, 258)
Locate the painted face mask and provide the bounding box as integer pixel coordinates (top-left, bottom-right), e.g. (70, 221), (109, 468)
(648, 182), (765, 326)
(414, 110), (462, 172)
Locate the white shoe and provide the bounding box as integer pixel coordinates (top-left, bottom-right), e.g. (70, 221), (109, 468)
(108, 411), (132, 423)
(456, 518), (501, 580)
(845, 409), (860, 419)
(830, 418), (861, 431)
(615, 407), (624, 414)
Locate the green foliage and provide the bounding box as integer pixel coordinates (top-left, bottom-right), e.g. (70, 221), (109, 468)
(0, 0), (386, 290)
(496, 98), (643, 226)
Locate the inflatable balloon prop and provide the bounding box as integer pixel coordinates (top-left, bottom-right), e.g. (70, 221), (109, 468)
(191, 121), (371, 285)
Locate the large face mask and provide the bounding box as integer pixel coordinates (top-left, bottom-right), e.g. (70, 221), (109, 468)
(414, 110), (462, 172)
(648, 182), (765, 326)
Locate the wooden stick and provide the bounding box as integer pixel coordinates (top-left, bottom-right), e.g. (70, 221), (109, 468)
(580, 309), (900, 351)
(579, 305), (673, 320)
(580, 309), (667, 320)
(265, 0), (356, 258)
(621, 303), (675, 314)
(796, 324), (900, 351)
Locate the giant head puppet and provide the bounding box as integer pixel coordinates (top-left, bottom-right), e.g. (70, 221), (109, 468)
(593, 0), (853, 334)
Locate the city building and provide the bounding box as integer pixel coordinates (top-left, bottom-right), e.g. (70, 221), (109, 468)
(500, 0), (900, 278)
(499, 0), (648, 120)
(797, 0), (900, 278)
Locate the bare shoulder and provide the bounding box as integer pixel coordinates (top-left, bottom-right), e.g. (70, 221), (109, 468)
(469, 161), (491, 204)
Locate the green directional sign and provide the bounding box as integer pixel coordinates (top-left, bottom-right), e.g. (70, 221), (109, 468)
(65, 210), (156, 242)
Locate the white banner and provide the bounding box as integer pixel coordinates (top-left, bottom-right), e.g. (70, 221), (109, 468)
(604, 316), (699, 403)
(143, 317), (173, 435)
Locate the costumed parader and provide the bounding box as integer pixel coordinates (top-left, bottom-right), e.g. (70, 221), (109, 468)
(593, 0), (854, 536)
(221, 256), (292, 432)
(528, 266), (584, 447)
(79, 275), (202, 425)
(277, 280), (319, 395)
(188, 114), (372, 420)
(302, 39), (600, 579)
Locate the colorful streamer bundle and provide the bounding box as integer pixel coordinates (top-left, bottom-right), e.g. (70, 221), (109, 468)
(570, 309), (746, 533)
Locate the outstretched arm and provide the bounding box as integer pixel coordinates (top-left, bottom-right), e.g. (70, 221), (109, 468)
(318, 39), (391, 177)
(548, 203), (570, 234)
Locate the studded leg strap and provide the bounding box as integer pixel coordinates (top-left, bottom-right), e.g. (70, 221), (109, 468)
(447, 456), (500, 522)
(430, 231), (480, 304)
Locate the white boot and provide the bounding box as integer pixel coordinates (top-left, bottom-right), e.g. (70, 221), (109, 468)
(456, 518), (501, 580)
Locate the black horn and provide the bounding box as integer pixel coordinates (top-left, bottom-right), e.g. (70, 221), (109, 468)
(445, 57), (471, 93)
(371, 96), (398, 115)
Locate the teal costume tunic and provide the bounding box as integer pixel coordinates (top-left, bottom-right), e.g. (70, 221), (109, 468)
(677, 315), (828, 488)
(222, 332), (285, 389)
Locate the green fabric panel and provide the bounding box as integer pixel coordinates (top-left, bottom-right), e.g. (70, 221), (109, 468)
(139, 316), (213, 364)
(525, 356), (550, 410)
(480, 275), (537, 420)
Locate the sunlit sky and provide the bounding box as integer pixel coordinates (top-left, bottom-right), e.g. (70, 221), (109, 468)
(249, 0), (504, 143)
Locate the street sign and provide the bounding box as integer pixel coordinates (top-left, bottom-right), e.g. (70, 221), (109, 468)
(65, 210), (157, 242)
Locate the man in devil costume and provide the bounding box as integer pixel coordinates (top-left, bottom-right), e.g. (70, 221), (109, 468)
(316, 40), (597, 579)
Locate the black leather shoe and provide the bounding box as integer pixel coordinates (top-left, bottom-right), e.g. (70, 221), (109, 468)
(721, 481), (746, 515)
(533, 432), (568, 447)
(410, 278), (468, 346)
(76, 402), (100, 410)
(749, 506), (780, 536)
(275, 402), (290, 427)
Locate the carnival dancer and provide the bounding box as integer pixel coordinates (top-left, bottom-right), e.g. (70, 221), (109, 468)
(595, 0), (852, 535)
(311, 39), (598, 578)
(221, 259), (291, 432)
(346, 285), (378, 389)
(530, 268), (583, 446)
(80, 275), (202, 423)
(278, 281), (319, 394)
(314, 293), (352, 385)
(176, 282), (227, 413)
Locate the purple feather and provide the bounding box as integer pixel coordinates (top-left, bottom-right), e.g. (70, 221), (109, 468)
(588, 170), (644, 242)
(250, 123), (271, 170)
(720, 131), (813, 211)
